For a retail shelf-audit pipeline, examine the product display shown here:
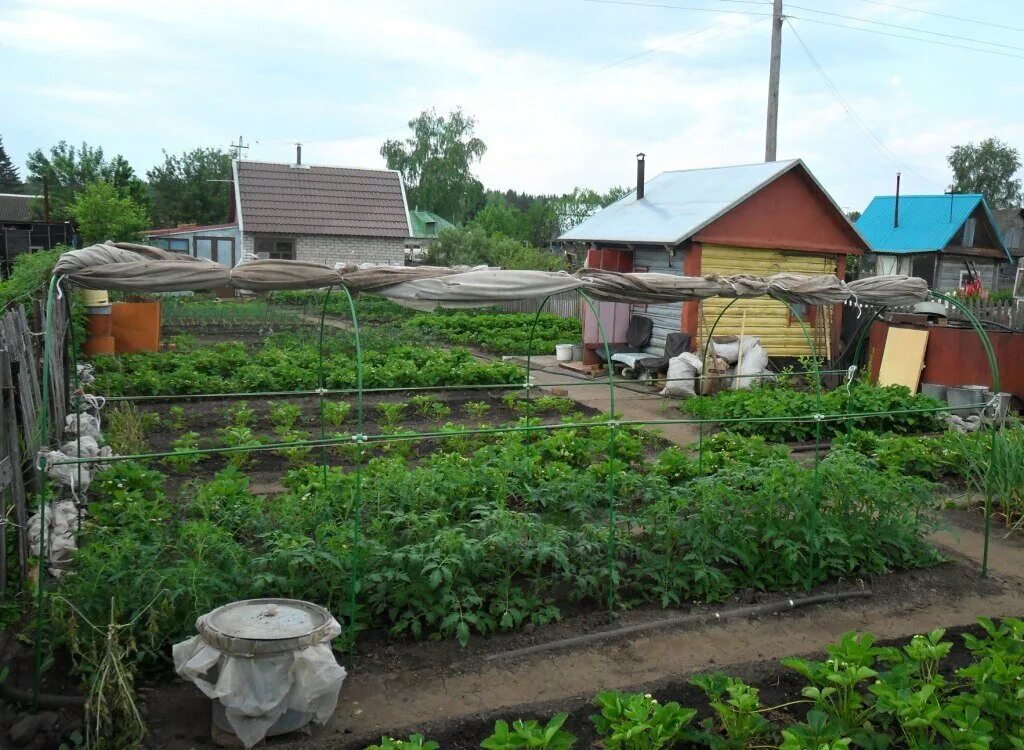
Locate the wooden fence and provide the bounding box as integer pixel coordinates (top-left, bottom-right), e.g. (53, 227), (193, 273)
(496, 290), (581, 319)
(939, 298), (1024, 330)
(0, 299), (68, 599)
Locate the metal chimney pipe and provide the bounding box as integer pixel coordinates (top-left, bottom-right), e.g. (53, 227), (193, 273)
(636, 153), (646, 200)
(296, 143), (302, 166)
(894, 172), (901, 228)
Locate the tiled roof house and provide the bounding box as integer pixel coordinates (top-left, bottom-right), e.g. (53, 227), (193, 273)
(231, 156), (412, 267)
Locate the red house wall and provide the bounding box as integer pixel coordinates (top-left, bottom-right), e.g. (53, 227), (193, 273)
(694, 169), (865, 255)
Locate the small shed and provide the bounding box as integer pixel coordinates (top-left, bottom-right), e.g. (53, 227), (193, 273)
(856, 194), (1012, 292)
(559, 158), (867, 359)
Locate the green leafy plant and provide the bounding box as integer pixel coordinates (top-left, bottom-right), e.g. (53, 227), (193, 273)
(406, 311), (581, 356)
(465, 401), (492, 419)
(690, 672), (773, 749)
(275, 430), (313, 468)
(324, 400), (352, 427)
(481, 713), (575, 750)
(166, 405), (187, 431)
(377, 402), (408, 429)
(218, 426), (261, 469)
(365, 734), (439, 750)
(268, 402), (302, 432)
(164, 431), (204, 472)
(225, 400), (255, 428)
(591, 691), (696, 750)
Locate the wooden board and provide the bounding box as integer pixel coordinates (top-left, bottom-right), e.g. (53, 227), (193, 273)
(877, 327), (930, 391)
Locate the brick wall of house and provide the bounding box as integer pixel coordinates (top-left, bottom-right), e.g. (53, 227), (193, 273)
(242, 234), (406, 266)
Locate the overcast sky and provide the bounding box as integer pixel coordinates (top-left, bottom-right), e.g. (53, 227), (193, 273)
(1, 0), (1022, 214)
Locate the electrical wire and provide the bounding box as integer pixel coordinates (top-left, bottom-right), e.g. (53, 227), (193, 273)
(786, 13), (1024, 60)
(785, 18), (945, 189)
(852, 0), (1024, 35)
(785, 3), (1024, 53)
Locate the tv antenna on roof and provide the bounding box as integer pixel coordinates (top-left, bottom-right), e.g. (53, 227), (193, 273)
(229, 135), (250, 160)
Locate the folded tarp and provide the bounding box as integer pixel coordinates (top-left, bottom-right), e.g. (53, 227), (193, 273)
(52, 242), (932, 308)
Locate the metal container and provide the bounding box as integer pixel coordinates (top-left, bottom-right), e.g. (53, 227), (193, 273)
(197, 598), (338, 740)
(946, 385), (989, 417)
(571, 344), (584, 361)
(988, 392), (1012, 422)
(920, 383), (947, 402)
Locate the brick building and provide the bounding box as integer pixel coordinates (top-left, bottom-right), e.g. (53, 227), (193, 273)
(231, 154), (411, 267)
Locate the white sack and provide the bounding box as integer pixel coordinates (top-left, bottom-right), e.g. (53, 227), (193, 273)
(27, 499), (79, 575)
(733, 342), (769, 390)
(610, 352), (650, 370)
(173, 624), (347, 749)
(42, 450), (91, 494)
(65, 412), (101, 441)
(712, 336), (760, 365)
(661, 352), (703, 398)
(61, 436), (100, 459)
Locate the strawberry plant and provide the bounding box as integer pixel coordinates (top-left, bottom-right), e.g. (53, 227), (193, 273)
(465, 401), (492, 419)
(225, 401), (255, 428)
(481, 714), (575, 750)
(269, 402), (302, 432)
(591, 691), (696, 750)
(165, 432), (204, 472)
(323, 400), (352, 427)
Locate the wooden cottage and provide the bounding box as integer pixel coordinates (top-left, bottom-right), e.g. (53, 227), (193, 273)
(559, 158), (868, 359)
(856, 194), (1013, 293)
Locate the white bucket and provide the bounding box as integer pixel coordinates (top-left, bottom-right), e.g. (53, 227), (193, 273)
(555, 344), (574, 362)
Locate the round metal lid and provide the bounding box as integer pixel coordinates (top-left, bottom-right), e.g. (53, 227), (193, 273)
(196, 598), (340, 656)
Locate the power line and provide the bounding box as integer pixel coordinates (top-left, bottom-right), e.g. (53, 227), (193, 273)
(852, 0), (1024, 35)
(785, 4), (1024, 53)
(785, 18), (944, 189)
(786, 13), (1024, 60)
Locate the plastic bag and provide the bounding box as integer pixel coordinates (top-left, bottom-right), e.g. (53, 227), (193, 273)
(661, 352), (702, 397)
(173, 625), (347, 748)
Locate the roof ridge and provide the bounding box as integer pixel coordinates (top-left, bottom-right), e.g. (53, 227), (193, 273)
(655, 159), (798, 176)
(236, 159), (400, 175)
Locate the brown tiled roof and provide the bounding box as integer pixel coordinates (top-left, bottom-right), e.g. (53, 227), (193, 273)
(236, 161), (410, 238)
(0, 193), (38, 223)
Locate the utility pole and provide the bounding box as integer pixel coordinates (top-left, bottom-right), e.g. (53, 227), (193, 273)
(764, 0), (784, 162)
(229, 135), (249, 161)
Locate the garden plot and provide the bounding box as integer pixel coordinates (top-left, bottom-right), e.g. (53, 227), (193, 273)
(16, 305), (1024, 750)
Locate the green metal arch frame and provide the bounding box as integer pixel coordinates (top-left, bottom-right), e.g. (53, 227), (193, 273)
(25, 276), (1010, 707)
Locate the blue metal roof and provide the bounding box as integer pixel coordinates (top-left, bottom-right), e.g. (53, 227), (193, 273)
(560, 159), (858, 245)
(855, 194), (1010, 261)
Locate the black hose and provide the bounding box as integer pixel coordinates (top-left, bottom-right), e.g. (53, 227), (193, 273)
(483, 589), (872, 662)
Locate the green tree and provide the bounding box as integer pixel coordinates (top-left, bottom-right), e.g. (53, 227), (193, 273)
(553, 186), (628, 233)
(147, 147), (233, 227)
(0, 135), (22, 192)
(70, 181), (148, 245)
(426, 226), (564, 271)
(381, 109), (487, 223)
(470, 199), (531, 243)
(25, 141), (148, 220)
(948, 137), (1022, 209)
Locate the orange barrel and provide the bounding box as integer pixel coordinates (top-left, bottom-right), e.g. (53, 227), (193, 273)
(86, 305), (112, 337)
(83, 336), (116, 356)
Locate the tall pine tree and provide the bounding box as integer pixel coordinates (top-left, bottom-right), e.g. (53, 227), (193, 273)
(0, 135), (22, 193)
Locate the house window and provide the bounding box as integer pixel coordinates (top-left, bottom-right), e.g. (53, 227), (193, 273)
(152, 237), (190, 253)
(254, 237), (295, 260)
(195, 237), (237, 266)
(788, 303), (817, 325)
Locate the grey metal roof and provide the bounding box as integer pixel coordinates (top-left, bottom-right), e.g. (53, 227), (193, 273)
(560, 159), (823, 245)
(0, 193), (39, 223)
(235, 161), (411, 238)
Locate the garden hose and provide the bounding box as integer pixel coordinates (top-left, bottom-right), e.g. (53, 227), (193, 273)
(483, 588), (873, 662)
